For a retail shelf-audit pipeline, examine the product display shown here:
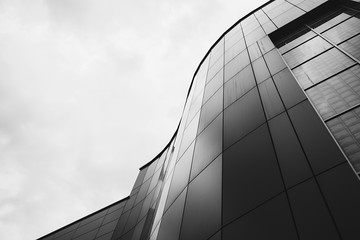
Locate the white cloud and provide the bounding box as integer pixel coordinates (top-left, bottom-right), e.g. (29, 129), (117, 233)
(0, 0), (267, 239)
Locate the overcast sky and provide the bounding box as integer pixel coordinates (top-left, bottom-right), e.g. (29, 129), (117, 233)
(0, 0), (267, 239)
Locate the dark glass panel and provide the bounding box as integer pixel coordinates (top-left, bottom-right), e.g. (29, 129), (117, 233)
(225, 50), (250, 82)
(248, 43), (262, 61)
(224, 65), (256, 108)
(103, 207), (123, 225)
(79, 209), (107, 227)
(323, 16), (360, 45)
(258, 36), (275, 54)
(258, 78), (285, 119)
(268, 112), (312, 188)
(223, 124), (284, 224)
(326, 107), (360, 172)
(73, 217), (104, 238)
(165, 141), (194, 210)
(180, 157), (222, 240)
(273, 68), (306, 109)
(139, 189), (155, 220)
(178, 111), (200, 158)
(157, 189), (186, 240)
(224, 88), (265, 149)
(306, 65), (360, 119)
(73, 229), (98, 240)
(263, 49), (286, 75)
(54, 230), (76, 240)
(52, 222), (79, 239)
(225, 38), (246, 63)
(288, 101), (346, 173)
(107, 201), (126, 214)
(130, 217), (145, 240)
(317, 163), (360, 240)
(223, 194), (297, 240)
(191, 115), (222, 180)
(96, 232), (112, 240)
(208, 231), (221, 240)
(292, 48), (355, 89)
(198, 87), (223, 133)
(252, 57), (270, 84)
(112, 210), (130, 239)
(203, 70), (223, 103)
(288, 178), (340, 240)
(132, 169), (147, 189)
(143, 160), (157, 182)
(123, 201), (143, 233)
(134, 178), (151, 205)
(339, 34), (360, 61)
(96, 220), (118, 238)
(283, 37), (332, 68)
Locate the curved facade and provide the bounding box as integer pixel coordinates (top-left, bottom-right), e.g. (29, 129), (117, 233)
(39, 0), (360, 239)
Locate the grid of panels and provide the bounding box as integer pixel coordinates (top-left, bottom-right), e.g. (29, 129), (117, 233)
(39, 1), (360, 240)
(276, 6), (360, 174)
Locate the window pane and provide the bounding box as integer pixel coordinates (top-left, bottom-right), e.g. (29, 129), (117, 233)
(258, 78), (285, 119)
(224, 88), (265, 149)
(225, 50), (250, 82)
(306, 65), (360, 119)
(269, 112), (312, 188)
(323, 16), (360, 44)
(224, 65), (256, 108)
(338, 34), (360, 61)
(203, 70), (223, 103)
(180, 157), (222, 240)
(252, 57), (271, 84)
(292, 48), (355, 89)
(264, 49), (286, 75)
(223, 124), (283, 224)
(198, 87), (223, 133)
(326, 107), (360, 172)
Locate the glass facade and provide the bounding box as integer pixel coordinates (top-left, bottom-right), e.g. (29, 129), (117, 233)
(39, 1), (360, 240)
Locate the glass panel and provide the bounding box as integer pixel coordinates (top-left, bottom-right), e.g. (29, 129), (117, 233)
(245, 27), (266, 46)
(79, 209), (107, 227)
(165, 141), (194, 210)
(273, 68), (306, 109)
(258, 78), (285, 119)
(73, 217), (104, 238)
(225, 27), (244, 51)
(103, 207), (123, 225)
(191, 115), (222, 180)
(263, 49), (286, 75)
(112, 210), (130, 238)
(283, 37), (332, 68)
(258, 36), (275, 54)
(134, 178), (151, 205)
(306, 65), (360, 119)
(96, 220), (118, 238)
(224, 65), (256, 108)
(288, 179), (340, 240)
(203, 70), (223, 103)
(224, 88), (265, 149)
(272, 7), (305, 28)
(178, 111), (200, 158)
(317, 163), (360, 240)
(279, 30), (316, 54)
(180, 157), (222, 240)
(225, 50), (250, 82)
(323, 16), (360, 44)
(225, 38), (246, 63)
(292, 48), (355, 89)
(157, 189), (187, 240)
(288, 101), (346, 173)
(262, 21), (277, 34)
(223, 194), (297, 240)
(268, 112), (312, 188)
(313, 12), (352, 33)
(198, 87), (223, 133)
(252, 57), (271, 84)
(207, 56), (223, 82)
(248, 43), (262, 61)
(73, 229), (98, 240)
(223, 124), (284, 224)
(326, 107), (360, 172)
(123, 201), (143, 233)
(338, 34), (360, 61)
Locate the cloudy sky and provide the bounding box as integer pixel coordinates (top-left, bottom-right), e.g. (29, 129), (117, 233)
(0, 0), (266, 239)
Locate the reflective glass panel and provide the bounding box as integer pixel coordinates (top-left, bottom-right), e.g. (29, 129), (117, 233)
(258, 78), (285, 119)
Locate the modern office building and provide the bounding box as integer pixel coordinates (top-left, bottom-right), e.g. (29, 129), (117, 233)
(39, 0), (360, 239)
